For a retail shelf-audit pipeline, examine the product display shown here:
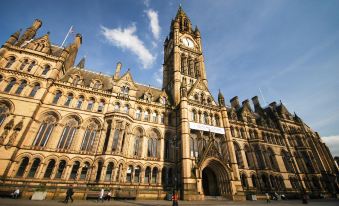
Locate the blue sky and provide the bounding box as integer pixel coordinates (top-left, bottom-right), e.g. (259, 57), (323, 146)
(1, 0), (339, 155)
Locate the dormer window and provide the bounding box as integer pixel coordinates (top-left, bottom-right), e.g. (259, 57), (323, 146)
(144, 93), (152, 102)
(93, 80), (101, 90)
(121, 86), (129, 95)
(72, 76), (80, 86)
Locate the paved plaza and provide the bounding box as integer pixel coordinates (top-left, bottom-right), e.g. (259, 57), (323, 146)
(0, 199), (338, 206)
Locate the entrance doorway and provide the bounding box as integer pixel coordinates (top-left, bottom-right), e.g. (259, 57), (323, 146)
(202, 167), (219, 196)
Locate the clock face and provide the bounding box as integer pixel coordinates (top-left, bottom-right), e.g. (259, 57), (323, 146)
(182, 37), (194, 48)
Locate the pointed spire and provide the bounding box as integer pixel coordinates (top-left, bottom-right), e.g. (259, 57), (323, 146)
(218, 89), (225, 107)
(194, 25), (200, 37)
(76, 56), (86, 68)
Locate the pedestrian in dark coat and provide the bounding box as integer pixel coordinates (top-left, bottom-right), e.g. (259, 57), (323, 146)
(64, 185), (74, 204)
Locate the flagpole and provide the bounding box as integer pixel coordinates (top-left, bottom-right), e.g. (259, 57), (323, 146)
(259, 87), (267, 106)
(61, 26), (73, 47)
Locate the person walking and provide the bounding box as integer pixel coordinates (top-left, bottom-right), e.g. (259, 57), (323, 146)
(265, 192), (270, 203)
(106, 191), (112, 201)
(11, 188), (20, 199)
(64, 185), (74, 204)
(98, 188), (104, 203)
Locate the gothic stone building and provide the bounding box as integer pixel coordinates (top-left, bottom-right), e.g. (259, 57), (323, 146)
(0, 7), (338, 200)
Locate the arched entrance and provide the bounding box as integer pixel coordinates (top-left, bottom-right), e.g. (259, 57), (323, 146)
(202, 167), (219, 196)
(200, 158), (231, 197)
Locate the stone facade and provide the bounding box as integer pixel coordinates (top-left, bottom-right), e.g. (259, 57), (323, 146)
(0, 7), (338, 200)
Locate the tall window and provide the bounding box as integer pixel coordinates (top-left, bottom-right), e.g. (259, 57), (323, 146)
(81, 122), (97, 152)
(147, 137), (158, 157)
(80, 162), (90, 180)
(15, 80), (27, 95)
(76, 96), (84, 109)
(133, 136), (140, 156)
(144, 110), (149, 121)
(244, 146), (254, 169)
(123, 104), (129, 113)
(4, 78), (16, 93)
(105, 162), (114, 181)
(16, 157), (29, 177)
(55, 160), (66, 179)
(5, 56), (16, 68)
(53, 91), (62, 104)
(164, 139), (170, 160)
(97, 101), (104, 112)
(126, 165), (133, 183)
(27, 61), (36, 72)
(0, 104), (10, 126)
(41, 65), (50, 75)
(29, 83), (40, 97)
(19, 59), (28, 70)
(234, 143), (244, 168)
(86, 98), (94, 111)
(152, 112), (158, 122)
(69, 161), (80, 180)
(43, 159), (56, 179)
(64, 93), (73, 106)
(144, 167), (151, 183)
(136, 109), (141, 120)
(33, 115), (56, 147)
(112, 129), (120, 152)
(152, 167), (158, 184)
(134, 166), (141, 183)
(57, 119), (78, 150)
(241, 174), (248, 189)
(27, 158), (41, 178)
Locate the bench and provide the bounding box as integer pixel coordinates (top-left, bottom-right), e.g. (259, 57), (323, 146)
(114, 190), (137, 200)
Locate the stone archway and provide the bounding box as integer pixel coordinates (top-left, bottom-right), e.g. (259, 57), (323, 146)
(200, 158), (231, 197)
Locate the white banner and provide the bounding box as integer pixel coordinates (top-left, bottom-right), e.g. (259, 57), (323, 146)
(189, 122), (225, 134)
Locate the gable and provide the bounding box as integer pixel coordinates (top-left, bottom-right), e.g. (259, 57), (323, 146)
(187, 79), (217, 106)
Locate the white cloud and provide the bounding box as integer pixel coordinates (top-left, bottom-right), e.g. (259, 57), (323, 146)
(153, 67), (163, 86)
(144, 0), (150, 7)
(101, 24), (155, 69)
(146, 9), (161, 40)
(322, 135), (339, 157)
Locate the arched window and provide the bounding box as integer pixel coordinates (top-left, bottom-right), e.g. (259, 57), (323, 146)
(126, 165), (133, 183)
(147, 138), (153, 157)
(215, 115), (220, 126)
(133, 134), (141, 156)
(19, 59), (28, 70)
(152, 167), (158, 184)
(4, 78), (16, 93)
(164, 138), (170, 160)
(52, 90), (62, 104)
(5, 56), (16, 68)
(15, 80), (27, 95)
(251, 174), (257, 188)
(33, 115), (56, 147)
(203, 113), (208, 124)
(27, 61), (36, 72)
(144, 167), (151, 183)
(282, 151), (293, 172)
(134, 166), (141, 183)
(43, 159), (56, 179)
(69, 161), (80, 180)
(16, 157), (29, 177)
(95, 161), (103, 182)
(55, 160), (66, 179)
(144, 110), (149, 121)
(80, 162), (90, 180)
(244, 146), (254, 169)
(136, 108), (141, 120)
(112, 129), (120, 152)
(64, 93), (73, 106)
(80, 122), (98, 152)
(29, 83), (40, 97)
(151, 112), (157, 123)
(191, 110), (197, 122)
(190, 137), (198, 158)
(28, 158), (41, 178)
(230, 127), (235, 137)
(57, 119), (78, 150)
(268, 149), (278, 171)
(0, 103), (10, 126)
(41, 65), (50, 75)
(76, 96), (84, 109)
(93, 81), (101, 90)
(114, 102), (120, 111)
(105, 162), (114, 181)
(86, 98), (94, 111)
(241, 174), (248, 189)
(98, 101), (104, 112)
(123, 104), (129, 113)
(234, 143), (244, 168)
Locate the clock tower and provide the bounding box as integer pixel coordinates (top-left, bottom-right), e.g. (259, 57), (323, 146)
(163, 6), (208, 105)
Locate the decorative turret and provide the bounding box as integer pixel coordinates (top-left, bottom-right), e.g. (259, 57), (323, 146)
(218, 89), (225, 107)
(63, 33), (83, 72)
(5, 29), (21, 45)
(194, 26), (200, 37)
(76, 57), (86, 68)
(113, 62), (122, 80)
(251, 96), (262, 112)
(230, 96), (240, 109)
(16, 19), (42, 46)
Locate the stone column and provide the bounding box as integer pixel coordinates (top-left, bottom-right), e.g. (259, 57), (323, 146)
(71, 126), (86, 151)
(46, 123), (64, 149)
